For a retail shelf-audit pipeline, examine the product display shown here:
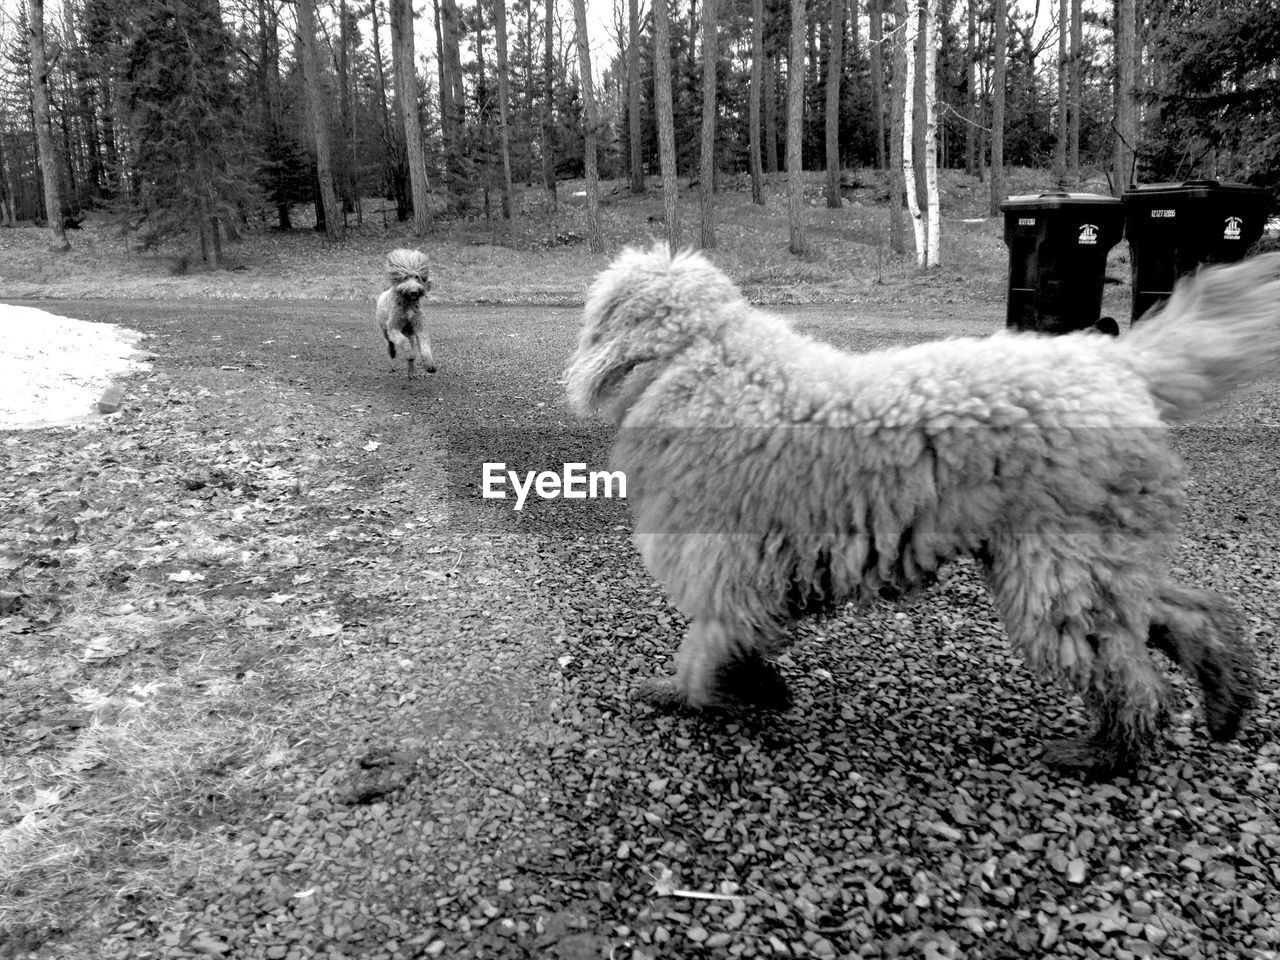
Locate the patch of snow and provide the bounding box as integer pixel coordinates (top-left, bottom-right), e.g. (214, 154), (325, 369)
(0, 303), (151, 431)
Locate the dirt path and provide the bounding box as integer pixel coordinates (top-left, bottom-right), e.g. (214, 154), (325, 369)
(3, 298), (1278, 960)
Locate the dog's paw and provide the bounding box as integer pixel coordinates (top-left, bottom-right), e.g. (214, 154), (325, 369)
(1040, 736), (1142, 781)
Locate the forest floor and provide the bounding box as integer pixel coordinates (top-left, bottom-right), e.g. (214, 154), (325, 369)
(0, 166), (1131, 318)
(2, 170), (1278, 960)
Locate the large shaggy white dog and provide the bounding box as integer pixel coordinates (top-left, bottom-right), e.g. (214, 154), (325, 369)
(566, 244), (1280, 777)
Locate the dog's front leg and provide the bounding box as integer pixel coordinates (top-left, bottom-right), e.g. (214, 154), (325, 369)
(637, 619), (791, 711)
(412, 334), (437, 374)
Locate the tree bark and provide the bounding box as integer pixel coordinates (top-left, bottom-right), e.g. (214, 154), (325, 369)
(440, 0), (466, 199)
(869, 0), (886, 170)
(902, 0), (924, 266)
(1069, 0), (1081, 176)
(988, 0), (1007, 215)
(572, 0), (604, 252)
(1113, 0), (1136, 192)
(786, 0), (806, 255)
(887, 0), (906, 253)
(628, 0), (644, 193)
(763, 53), (779, 174)
(748, 0), (764, 203)
(698, 0), (718, 247)
(542, 0), (557, 204)
(391, 0), (431, 235)
(824, 0), (844, 207)
(923, 0), (939, 266)
(964, 0), (975, 174)
(1054, 0), (1067, 186)
(27, 0), (69, 251)
(297, 0), (343, 238)
(653, 0), (680, 246)
(494, 0), (517, 240)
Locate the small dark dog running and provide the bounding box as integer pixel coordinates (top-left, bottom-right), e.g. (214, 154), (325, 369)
(376, 249), (436, 379)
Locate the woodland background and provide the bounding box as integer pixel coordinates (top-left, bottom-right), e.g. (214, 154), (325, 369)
(1, 0), (1278, 267)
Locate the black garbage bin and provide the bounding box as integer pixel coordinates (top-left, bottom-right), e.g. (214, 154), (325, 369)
(1000, 192), (1125, 334)
(1123, 179), (1270, 321)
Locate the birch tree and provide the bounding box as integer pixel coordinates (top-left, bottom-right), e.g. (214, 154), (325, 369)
(749, 0), (764, 203)
(922, 0), (939, 266)
(902, 0), (924, 265)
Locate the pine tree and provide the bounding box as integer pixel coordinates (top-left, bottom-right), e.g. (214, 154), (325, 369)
(122, 0), (257, 263)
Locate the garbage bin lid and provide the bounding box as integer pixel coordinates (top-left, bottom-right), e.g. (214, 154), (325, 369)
(1124, 179), (1264, 197)
(1001, 192), (1123, 211)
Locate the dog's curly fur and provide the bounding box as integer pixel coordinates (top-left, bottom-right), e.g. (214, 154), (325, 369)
(566, 244), (1280, 778)
(376, 248), (436, 379)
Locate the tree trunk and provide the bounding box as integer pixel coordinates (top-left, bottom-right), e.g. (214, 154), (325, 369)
(572, 0), (604, 252)
(763, 53), (779, 174)
(338, 0), (354, 220)
(440, 0), (466, 200)
(923, 0), (939, 267)
(628, 0), (644, 193)
(542, 0), (557, 204)
(391, 0), (431, 235)
(964, 0), (975, 174)
(698, 0), (718, 247)
(1069, 0), (1081, 176)
(1054, 0), (1067, 186)
(888, 0), (906, 253)
(298, 0), (342, 238)
(27, 0), (69, 251)
(494, 0), (517, 241)
(653, 0), (680, 246)
(433, 0), (453, 161)
(869, 0), (886, 170)
(988, 0), (1007, 215)
(749, 0), (764, 203)
(824, 0), (844, 207)
(786, 0), (806, 255)
(902, 0), (924, 266)
(1113, 0), (1136, 192)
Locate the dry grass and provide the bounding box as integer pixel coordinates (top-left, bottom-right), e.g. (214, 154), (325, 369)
(0, 167), (1092, 306)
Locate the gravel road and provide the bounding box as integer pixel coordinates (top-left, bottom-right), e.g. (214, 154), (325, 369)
(3, 297), (1278, 960)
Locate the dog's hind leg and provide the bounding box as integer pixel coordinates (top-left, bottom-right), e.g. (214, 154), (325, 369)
(1038, 641), (1168, 778)
(1148, 581), (1255, 742)
(637, 619), (792, 711)
(983, 542), (1168, 778)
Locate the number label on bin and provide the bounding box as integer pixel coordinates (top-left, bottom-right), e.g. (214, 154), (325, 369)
(1150, 209), (1176, 218)
(1078, 224), (1099, 245)
(1224, 216), (1243, 240)
(1018, 218), (1036, 226)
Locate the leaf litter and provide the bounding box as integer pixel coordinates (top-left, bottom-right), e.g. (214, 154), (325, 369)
(0, 295), (1277, 960)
